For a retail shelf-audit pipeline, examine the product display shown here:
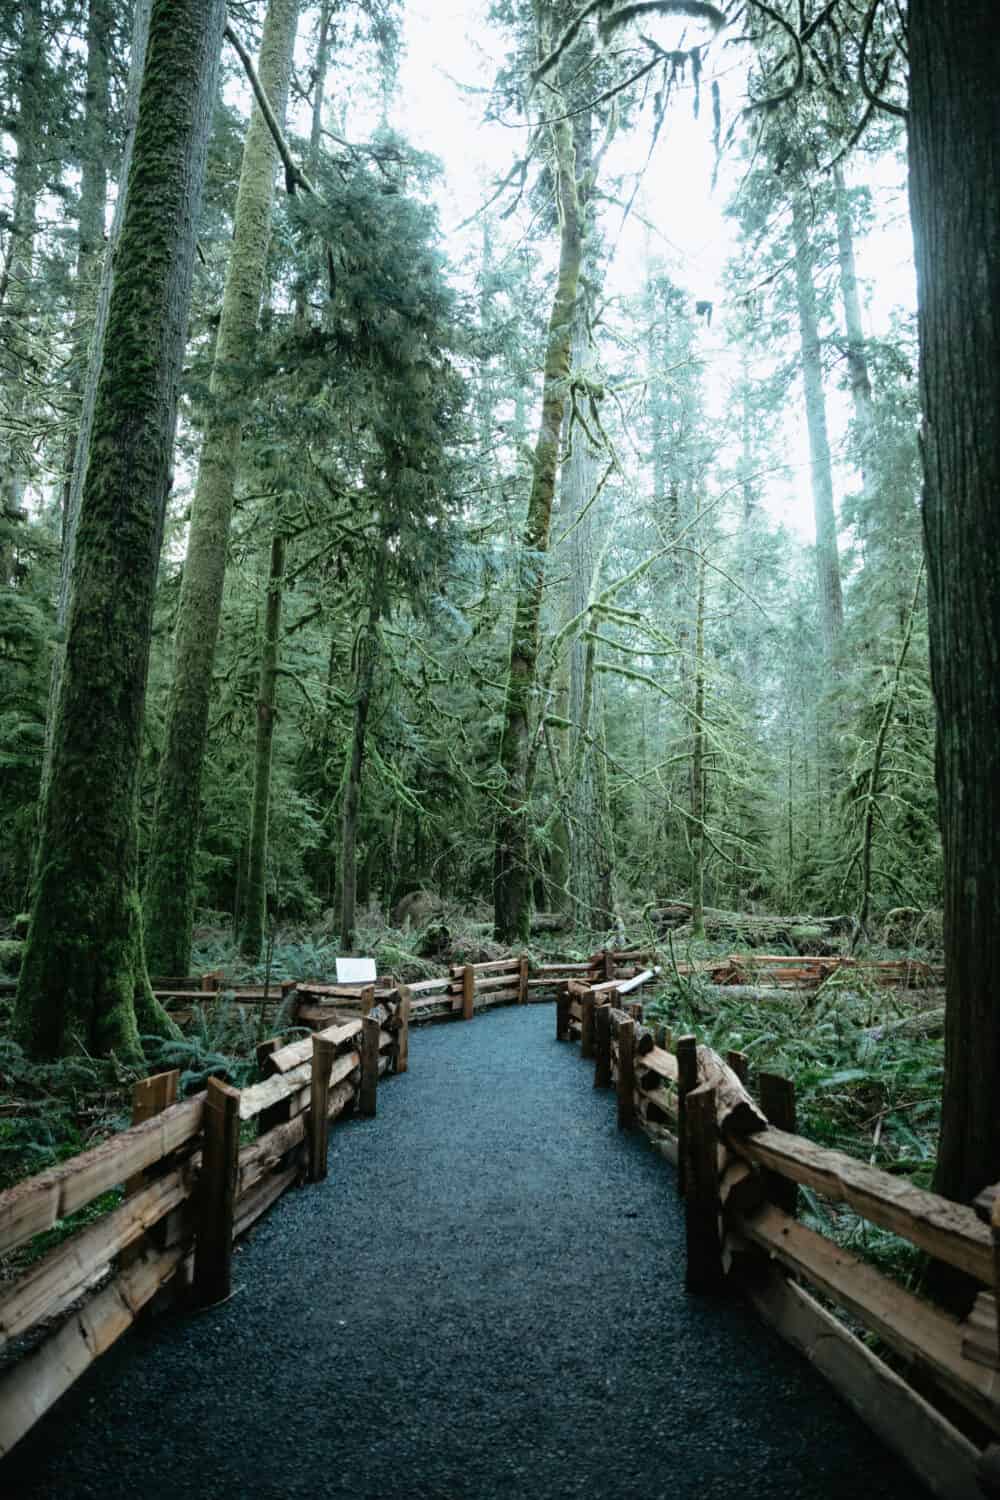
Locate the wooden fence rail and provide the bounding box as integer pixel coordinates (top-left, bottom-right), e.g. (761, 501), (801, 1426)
(556, 977), (999, 1500)
(0, 996), (407, 1460)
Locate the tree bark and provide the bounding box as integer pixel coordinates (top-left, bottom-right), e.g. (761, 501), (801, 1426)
(833, 163), (877, 510)
(493, 7), (582, 943)
(340, 551), (387, 952)
(240, 531), (287, 960)
(908, 2), (1000, 1213)
(60, 0), (113, 530)
(0, 0), (43, 539)
(14, 0), (226, 1060)
(791, 192), (844, 658)
(144, 0), (300, 975)
(39, 0), (154, 819)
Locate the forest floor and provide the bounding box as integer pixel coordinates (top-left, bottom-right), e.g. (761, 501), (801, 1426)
(1, 1004), (926, 1500)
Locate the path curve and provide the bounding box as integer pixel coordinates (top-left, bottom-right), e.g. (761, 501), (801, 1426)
(5, 1006), (925, 1499)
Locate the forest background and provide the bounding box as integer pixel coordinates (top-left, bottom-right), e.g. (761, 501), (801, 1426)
(2, 0), (991, 1248)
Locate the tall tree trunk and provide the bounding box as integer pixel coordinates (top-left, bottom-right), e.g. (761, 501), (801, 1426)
(341, 553), (387, 952)
(39, 0), (154, 818)
(493, 13), (582, 942)
(14, 0), (226, 1060)
(144, 0), (300, 974)
(60, 0), (113, 530)
(791, 192), (844, 658)
(833, 163), (877, 507)
(559, 311), (614, 932)
(240, 530), (287, 960)
(690, 539), (707, 938)
(0, 0), (43, 539)
(908, 1), (1000, 1215)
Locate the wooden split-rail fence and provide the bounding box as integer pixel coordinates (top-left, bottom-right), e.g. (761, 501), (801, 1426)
(0, 995), (407, 1459)
(559, 969), (1000, 1500)
(0, 944), (974, 1476)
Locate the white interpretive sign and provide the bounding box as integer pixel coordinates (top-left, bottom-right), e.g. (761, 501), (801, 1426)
(336, 956), (377, 985)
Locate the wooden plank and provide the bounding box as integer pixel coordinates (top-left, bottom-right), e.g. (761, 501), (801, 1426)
(308, 1035), (337, 1183)
(0, 1095), (204, 1256)
(738, 1202), (1000, 1434)
(733, 1127), (994, 1285)
(537, 962), (598, 975)
(360, 1016), (380, 1117)
(0, 1164), (194, 1348)
(447, 972), (521, 996)
(238, 1052), (358, 1124)
(266, 1018), (361, 1076)
(744, 1266), (983, 1500)
(617, 1019), (636, 1131)
(237, 1077), (355, 1198)
(395, 985), (411, 1074)
(448, 958), (521, 976)
(685, 1082), (724, 1293)
(696, 1045), (767, 1136)
(192, 1078), (240, 1307)
(121, 1069), (180, 1267)
(638, 1045), (678, 1086)
(233, 1160), (298, 1241)
(0, 1242), (188, 1459)
(758, 1072), (797, 1215)
(406, 977), (450, 995)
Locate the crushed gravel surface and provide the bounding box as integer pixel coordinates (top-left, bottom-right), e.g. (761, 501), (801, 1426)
(4, 1006), (927, 1499)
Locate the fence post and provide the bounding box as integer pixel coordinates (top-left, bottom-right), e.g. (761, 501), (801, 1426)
(256, 1037), (281, 1075)
(726, 1050), (749, 1084)
(121, 1069), (179, 1268)
(617, 1018), (636, 1130)
(627, 1001), (643, 1023)
(462, 964), (475, 1021)
(518, 955), (529, 1005)
(193, 1077), (241, 1307)
(758, 1072), (798, 1215)
(601, 949), (614, 982)
(594, 1003), (612, 1089)
(394, 985), (412, 1074)
(580, 993), (596, 1060)
(676, 1034), (698, 1197)
(360, 984), (375, 1018)
(360, 1015), (380, 1117)
(684, 1081), (725, 1293)
(308, 1035), (337, 1182)
(556, 982), (570, 1041)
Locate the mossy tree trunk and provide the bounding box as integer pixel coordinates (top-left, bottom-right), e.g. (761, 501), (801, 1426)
(39, 0), (153, 821)
(60, 0), (112, 530)
(0, 0), (42, 536)
(14, 0), (226, 1061)
(341, 550), (388, 952)
(689, 540), (707, 940)
(791, 191), (843, 659)
(908, 1), (1000, 1215)
(493, 9), (581, 943)
(144, 0), (300, 975)
(240, 530), (287, 960)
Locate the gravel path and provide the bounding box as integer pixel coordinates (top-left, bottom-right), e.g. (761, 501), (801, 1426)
(5, 1006), (926, 1500)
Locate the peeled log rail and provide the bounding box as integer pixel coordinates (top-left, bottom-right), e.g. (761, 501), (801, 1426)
(265, 1018), (361, 1075)
(0, 1095), (205, 1256)
(732, 1128), (994, 1286)
(736, 1202), (1000, 1436)
(696, 1045), (768, 1137)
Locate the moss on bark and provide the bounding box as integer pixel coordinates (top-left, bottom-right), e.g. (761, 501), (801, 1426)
(144, 0), (300, 975)
(14, 0), (226, 1060)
